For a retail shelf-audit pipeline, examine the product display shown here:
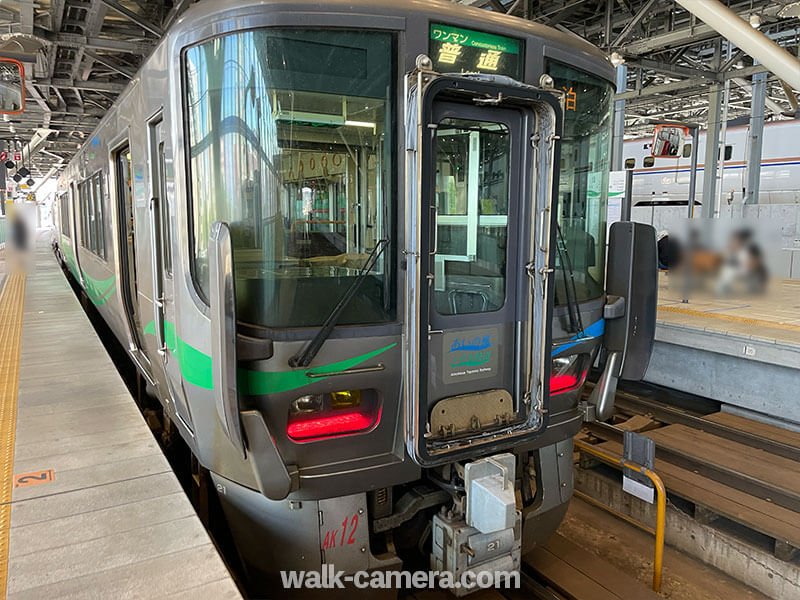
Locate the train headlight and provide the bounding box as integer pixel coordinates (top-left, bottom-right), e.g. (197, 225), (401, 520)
(550, 354), (589, 395)
(287, 389), (380, 442)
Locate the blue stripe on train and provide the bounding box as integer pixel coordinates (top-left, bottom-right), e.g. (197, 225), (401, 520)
(552, 318), (605, 357)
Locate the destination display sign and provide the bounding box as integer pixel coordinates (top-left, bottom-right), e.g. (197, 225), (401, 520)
(429, 24), (523, 79)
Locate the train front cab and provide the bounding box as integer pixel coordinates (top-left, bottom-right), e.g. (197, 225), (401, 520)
(159, 3), (659, 593)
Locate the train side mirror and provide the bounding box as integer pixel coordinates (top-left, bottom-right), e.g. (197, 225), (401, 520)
(584, 222), (657, 422)
(651, 124), (687, 158)
(0, 58), (25, 114)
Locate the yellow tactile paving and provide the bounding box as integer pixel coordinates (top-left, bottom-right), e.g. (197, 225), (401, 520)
(656, 276), (800, 346)
(0, 270), (26, 600)
(658, 304), (800, 334)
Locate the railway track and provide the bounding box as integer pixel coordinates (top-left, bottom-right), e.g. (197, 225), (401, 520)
(583, 382), (800, 513)
(608, 383), (800, 462)
(402, 533), (659, 600)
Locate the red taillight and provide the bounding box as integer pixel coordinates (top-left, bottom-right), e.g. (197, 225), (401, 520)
(549, 354), (589, 395)
(287, 389), (381, 442)
(287, 411), (375, 441)
(550, 373), (581, 394)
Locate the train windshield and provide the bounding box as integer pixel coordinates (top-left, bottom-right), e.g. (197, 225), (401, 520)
(185, 29), (395, 328)
(546, 61), (614, 304)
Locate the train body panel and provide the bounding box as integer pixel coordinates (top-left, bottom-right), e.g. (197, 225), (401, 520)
(625, 119), (800, 207)
(51, 0), (656, 589)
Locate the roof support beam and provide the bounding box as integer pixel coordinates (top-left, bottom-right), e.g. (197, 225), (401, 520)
(19, 0), (34, 35)
(675, 0), (800, 89)
(616, 77), (710, 101)
(731, 77), (786, 115)
(611, 0), (656, 48)
(37, 78), (125, 93)
(101, 0), (163, 37)
(627, 58), (721, 81)
(34, 30), (152, 54)
(83, 50), (134, 79)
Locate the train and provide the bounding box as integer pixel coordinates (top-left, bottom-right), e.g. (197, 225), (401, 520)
(51, 0), (657, 594)
(624, 118), (800, 208)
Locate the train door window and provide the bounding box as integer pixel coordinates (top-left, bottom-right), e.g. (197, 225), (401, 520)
(88, 180), (98, 253)
(624, 158), (635, 169)
(643, 156), (655, 167)
(92, 173), (105, 258)
(724, 145), (733, 160)
(682, 144), (691, 158)
(433, 118), (510, 315)
(157, 141), (172, 277)
(59, 193), (70, 237)
(79, 181), (91, 249)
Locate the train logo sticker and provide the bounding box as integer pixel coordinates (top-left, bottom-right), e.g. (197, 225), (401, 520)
(443, 329), (499, 382)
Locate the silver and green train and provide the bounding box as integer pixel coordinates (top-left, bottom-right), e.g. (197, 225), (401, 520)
(53, 0), (657, 592)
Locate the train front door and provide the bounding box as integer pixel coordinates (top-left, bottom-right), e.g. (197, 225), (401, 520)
(406, 79), (559, 465)
(149, 116), (194, 431)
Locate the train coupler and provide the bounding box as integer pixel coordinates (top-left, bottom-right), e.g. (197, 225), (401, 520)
(430, 453), (521, 596)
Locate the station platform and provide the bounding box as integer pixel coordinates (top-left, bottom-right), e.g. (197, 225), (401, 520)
(644, 275), (800, 428)
(0, 237), (240, 599)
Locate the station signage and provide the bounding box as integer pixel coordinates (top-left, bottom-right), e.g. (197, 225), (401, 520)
(429, 23), (523, 79)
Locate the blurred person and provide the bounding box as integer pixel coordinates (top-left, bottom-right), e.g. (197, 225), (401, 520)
(656, 230), (682, 271)
(716, 228), (768, 295)
(6, 204), (33, 272)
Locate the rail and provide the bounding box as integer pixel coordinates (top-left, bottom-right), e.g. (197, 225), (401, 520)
(611, 389), (800, 462)
(574, 439), (666, 593)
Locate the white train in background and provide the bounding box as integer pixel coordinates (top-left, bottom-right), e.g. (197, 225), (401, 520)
(624, 118), (800, 208)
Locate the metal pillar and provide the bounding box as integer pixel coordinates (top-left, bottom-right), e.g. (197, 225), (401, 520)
(687, 126), (699, 219)
(611, 64), (627, 172)
(745, 69), (766, 205)
(622, 168), (634, 221)
(702, 63), (723, 218)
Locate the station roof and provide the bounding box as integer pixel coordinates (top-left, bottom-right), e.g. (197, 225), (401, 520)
(0, 0), (797, 179)
(461, 1), (800, 137)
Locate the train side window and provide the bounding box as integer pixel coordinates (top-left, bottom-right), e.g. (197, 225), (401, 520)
(59, 193), (71, 237)
(643, 156), (655, 168)
(682, 144), (691, 158)
(624, 158), (635, 169)
(724, 145), (733, 160)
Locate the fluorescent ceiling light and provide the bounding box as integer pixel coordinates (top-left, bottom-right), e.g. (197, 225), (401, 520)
(344, 120), (375, 128)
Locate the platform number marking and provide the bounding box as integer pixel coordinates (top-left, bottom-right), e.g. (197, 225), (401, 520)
(321, 513), (359, 550)
(13, 469), (54, 488)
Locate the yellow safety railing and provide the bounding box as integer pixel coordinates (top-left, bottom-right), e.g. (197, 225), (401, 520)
(574, 439), (666, 593)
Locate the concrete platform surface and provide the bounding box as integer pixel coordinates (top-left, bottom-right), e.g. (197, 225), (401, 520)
(4, 239), (241, 599)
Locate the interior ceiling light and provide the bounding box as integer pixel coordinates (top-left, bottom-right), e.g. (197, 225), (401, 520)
(609, 51), (625, 66)
(749, 14), (762, 28)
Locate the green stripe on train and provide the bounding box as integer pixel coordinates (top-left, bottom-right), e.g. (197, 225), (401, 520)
(142, 319), (395, 394)
(60, 236), (116, 306)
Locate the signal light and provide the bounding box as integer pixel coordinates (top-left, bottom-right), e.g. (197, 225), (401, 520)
(550, 354), (589, 395)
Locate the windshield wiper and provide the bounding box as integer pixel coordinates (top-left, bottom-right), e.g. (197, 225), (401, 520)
(288, 239), (390, 368)
(555, 224), (585, 336)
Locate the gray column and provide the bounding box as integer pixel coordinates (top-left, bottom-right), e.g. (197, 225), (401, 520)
(702, 82), (723, 218)
(745, 69), (766, 205)
(611, 64), (627, 172)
